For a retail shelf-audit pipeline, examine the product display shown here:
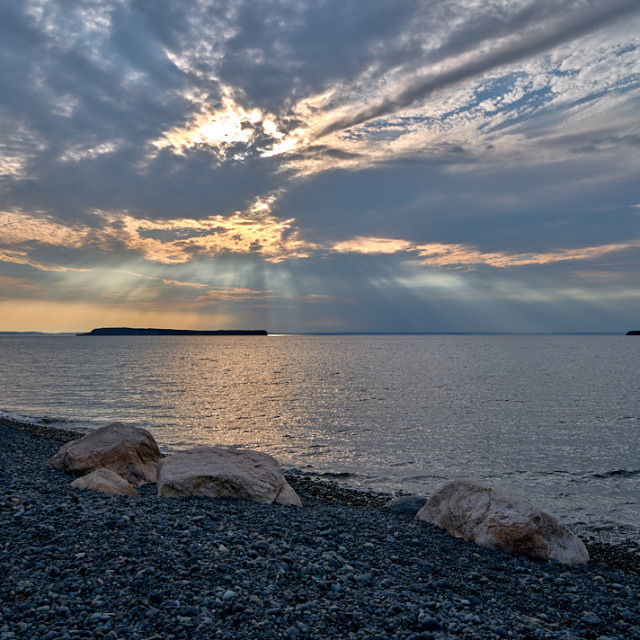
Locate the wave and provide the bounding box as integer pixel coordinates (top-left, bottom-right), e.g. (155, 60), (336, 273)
(315, 471), (355, 479)
(593, 469), (640, 479)
(0, 410), (42, 425)
(0, 409), (101, 435)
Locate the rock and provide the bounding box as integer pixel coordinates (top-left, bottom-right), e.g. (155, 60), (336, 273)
(385, 495), (427, 515)
(156, 446), (302, 506)
(416, 479), (589, 565)
(354, 572), (373, 583)
(420, 617), (441, 632)
(284, 625), (299, 639)
(582, 612), (601, 625)
(70, 468), (138, 497)
(273, 479), (303, 506)
(48, 423), (161, 486)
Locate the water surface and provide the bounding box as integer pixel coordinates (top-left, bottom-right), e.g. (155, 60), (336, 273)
(1, 334), (638, 539)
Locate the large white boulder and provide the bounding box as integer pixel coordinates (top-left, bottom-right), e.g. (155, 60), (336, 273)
(416, 479), (589, 565)
(48, 422), (161, 486)
(71, 468), (139, 497)
(157, 445), (302, 506)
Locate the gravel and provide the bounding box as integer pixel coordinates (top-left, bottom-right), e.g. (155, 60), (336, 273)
(1, 419), (639, 640)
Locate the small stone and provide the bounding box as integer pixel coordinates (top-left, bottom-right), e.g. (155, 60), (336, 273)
(420, 618), (441, 631)
(582, 612), (601, 625)
(354, 572), (373, 583)
(284, 626), (299, 639)
(222, 590), (237, 601)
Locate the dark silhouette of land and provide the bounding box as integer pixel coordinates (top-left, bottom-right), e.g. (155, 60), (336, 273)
(77, 327), (268, 336)
(627, 330), (640, 335)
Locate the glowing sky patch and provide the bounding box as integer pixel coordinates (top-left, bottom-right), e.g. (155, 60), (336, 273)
(332, 237), (414, 255)
(153, 92), (269, 157)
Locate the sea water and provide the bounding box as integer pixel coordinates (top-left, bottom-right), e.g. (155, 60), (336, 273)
(1, 334), (638, 540)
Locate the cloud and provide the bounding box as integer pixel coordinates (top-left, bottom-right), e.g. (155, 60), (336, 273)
(0, 274), (46, 299)
(0, 248), (90, 273)
(331, 234), (640, 271)
(0, 197), (317, 266)
(414, 239), (640, 269)
(124, 270), (279, 303)
(309, 0), (640, 141)
(332, 236), (414, 255)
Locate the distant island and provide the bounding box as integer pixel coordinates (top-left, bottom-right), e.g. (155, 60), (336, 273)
(627, 330), (640, 335)
(77, 327), (268, 336)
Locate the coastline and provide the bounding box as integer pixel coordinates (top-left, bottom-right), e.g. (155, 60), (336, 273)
(1, 413), (638, 574)
(1, 418), (639, 639)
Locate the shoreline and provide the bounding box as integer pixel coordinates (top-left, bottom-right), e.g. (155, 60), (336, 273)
(0, 414), (84, 443)
(1, 414), (638, 575)
(1, 419), (639, 639)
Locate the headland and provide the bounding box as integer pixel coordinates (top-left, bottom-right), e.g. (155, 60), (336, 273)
(77, 327), (268, 336)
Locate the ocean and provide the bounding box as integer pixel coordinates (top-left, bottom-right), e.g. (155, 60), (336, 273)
(1, 334), (638, 542)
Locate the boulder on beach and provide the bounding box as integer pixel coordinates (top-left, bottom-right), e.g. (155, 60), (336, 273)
(385, 495), (428, 515)
(48, 422), (161, 487)
(70, 468), (139, 497)
(156, 445), (302, 506)
(416, 479), (589, 565)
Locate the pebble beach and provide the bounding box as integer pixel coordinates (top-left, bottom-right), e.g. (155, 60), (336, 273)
(1, 418), (638, 640)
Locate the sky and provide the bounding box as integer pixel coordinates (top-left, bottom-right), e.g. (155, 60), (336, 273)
(1, 0), (639, 334)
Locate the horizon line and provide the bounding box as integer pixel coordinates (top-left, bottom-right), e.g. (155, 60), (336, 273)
(0, 330), (631, 337)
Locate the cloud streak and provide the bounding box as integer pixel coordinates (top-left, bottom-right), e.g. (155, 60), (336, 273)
(311, 0), (640, 141)
(331, 235), (640, 270)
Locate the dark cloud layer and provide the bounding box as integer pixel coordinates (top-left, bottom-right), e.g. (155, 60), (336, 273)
(217, 0), (420, 110)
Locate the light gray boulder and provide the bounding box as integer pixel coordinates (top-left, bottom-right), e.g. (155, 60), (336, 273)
(71, 468), (139, 497)
(48, 422), (161, 486)
(416, 479), (589, 565)
(157, 445), (302, 506)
